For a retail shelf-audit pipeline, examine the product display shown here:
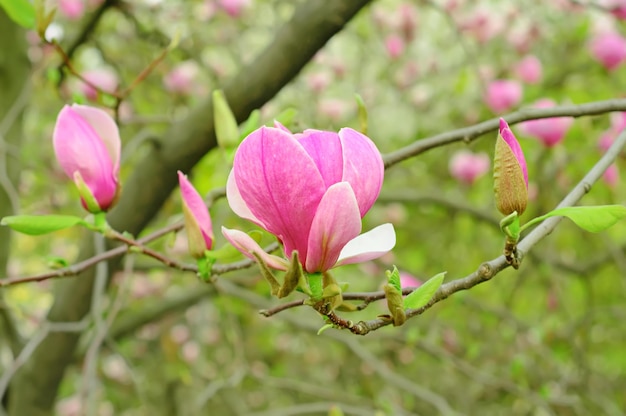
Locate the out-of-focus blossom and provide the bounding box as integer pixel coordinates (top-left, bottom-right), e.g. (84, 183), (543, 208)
(603, 0), (626, 19)
(397, 2), (418, 42)
(79, 68), (119, 101)
(59, 0), (85, 20)
(385, 34), (405, 59)
(178, 171), (214, 258)
(218, 0), (250, 17)
(598, 112), (626, 152)
(306, 72), (331, 93)
(604, 164), (620, 187)
(458, 8), (503, 44)
(494, 119), (528, 216)
(53, 104), (121, 212)
(589, 31), (626, 70)
(222, 126), (395, 273)
(449, 150), (491, 185)
(514, 55), (542, 84)
(318, 98), (349, 122)
(484, 80), (523, 113)
(518, 99), (574, 147)
(399, 272), (422, 288)
(163, 61), (200, 95)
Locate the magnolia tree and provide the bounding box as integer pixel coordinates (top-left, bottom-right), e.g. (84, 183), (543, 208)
(1, 0), (626, 415)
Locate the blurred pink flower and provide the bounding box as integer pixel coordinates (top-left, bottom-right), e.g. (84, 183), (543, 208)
(79, 68), (119, 101)
(59, 0), (85, 20)
(514, 55), (542, 84)
(603, 163), (620, 187)
(399, 272), (422, 288)
(163, 61), (200, 95)
(318, 98), (349, 122)
(518, 99), (574, 147)
(604, 0), (626, 19)
(449, 150), (490, 185)
(589, 31), (626, 70)
(306, 72), (331, 93)
(598, 112), (626, 152)
(385, 34), (405, 60)
(219, 0), (250, 17)
(397, 2), (418, 42)
(459, 8), (503, 44)
(484, 80), (523, 113)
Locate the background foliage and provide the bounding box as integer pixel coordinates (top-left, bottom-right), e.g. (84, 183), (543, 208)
(1, 0), (626, 415)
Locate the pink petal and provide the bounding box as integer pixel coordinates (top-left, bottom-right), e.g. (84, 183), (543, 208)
(178, 171), (213, 249)
(338, 128), (384, 216)
(226, 170), (266, 229)
(70, 104), (121, 174)
(335, 223), (396, 267)
(297, 130), (344, 188)
(232, 126), (326, 260)
(305, 182), (362, 273)
(221, 227), (289, 270)
(53, 105), (118, 210)
(499, 118), (528, 187)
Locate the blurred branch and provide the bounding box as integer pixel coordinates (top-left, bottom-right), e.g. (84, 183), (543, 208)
(383, 98), (626, 168)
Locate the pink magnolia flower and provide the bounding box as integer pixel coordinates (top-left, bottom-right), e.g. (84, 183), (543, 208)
(222, 126), (395, 273)
(589, 31), (626, 70)
(385, 34), (405, 60)
(53, 104), (121, 212)
(178, 171), (214, 258)
(399, 272), (422, 288)
(397, 3), (418, 42)
(604, 163), (620, 187)
(449, 150), (490, 185)
(518, 99), (574, 147)
(218, 0), (250, 17)
(494, 119), (528, 215)
(604, 0), (626, 19)
(484, 80), (523, 114)
(514, 55), (542, 85)
(59, 0), (85, 20)
(163, 61), (200, 95)
(79, 68), (119, 101)
(599, 112), (626, 152)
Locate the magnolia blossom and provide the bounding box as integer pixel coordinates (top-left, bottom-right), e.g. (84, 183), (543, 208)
(518, 99), (574, 147)
(589, 31), (626, 70)
(53, 104), (121, 212)
(79, 68), (119, 101)
(219, 0), (250, 17)
(385, 34), (405, 59)
(163, 61), (200, 95)
(449, 150), (490, 185)
(178, 171), (214, 258)
(58, 0), (85, 20)
(514, 55), (542, 84)
(399, 272), (421, 288)
(598, 112), (626, 152)
(484, 80), (523, 113)
(493, 119), (528, 216)
(222, 125), (395, 273)
(604, 164), (620, 187)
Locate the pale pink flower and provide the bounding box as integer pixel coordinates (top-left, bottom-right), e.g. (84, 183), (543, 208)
(397, 3), (418, 42)
(589, 31), (626, 70)
(58, 0), (85, 20)
(223, 126), (395, 273)
(178, 171), (214, 258)
(318, 98), (349, 122)
(514, 55), (542, 84)
(306, 72), (331, 93)
(385, 34), (405, 60)
(604, 164), (620, 187)
(459, 8), (503, 44)
(53, 104), (121, 212)
(79, 68), (119, 101)
(518, 99), (574, 147)
(399, 272), (422, 288)
(219, 0), (250, 17)
(163, 61), (200, 95)
(484, 80), (523, 113)
(449, 150), (490, 185)
(598, 112), (626, 152)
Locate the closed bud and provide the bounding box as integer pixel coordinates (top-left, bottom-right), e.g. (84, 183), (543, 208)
(494, 119), (528, 216)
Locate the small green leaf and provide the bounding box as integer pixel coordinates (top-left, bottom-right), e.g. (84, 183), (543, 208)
(46, 257), (69, 269)
(308, 273), (323, 301)
(240, 109), (261, 139)
(403, 272), (446, 310)
(317, 323), (334, 335)
(535, 205), (626, 233)
(213, 90), (240, 149)
(0, 0), (36, 28)
(355, 93), (368, 134)
(273, 108), (298, 128)
(385, 265), (401, 292)
(1, 215), (85, 235)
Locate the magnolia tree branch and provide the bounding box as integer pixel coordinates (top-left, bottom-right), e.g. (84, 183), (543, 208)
(382, 98), (626, 168)
(345, 127), (626, 335)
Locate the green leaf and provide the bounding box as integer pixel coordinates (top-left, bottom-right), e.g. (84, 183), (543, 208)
(1, 215), (85, 235)
(317, 323), (334, 335)
(213, 90), (240, 149)
(403, 272), (446, 310)
(0, 0), (36, 29)
(273, 108), (298, 128)
(385, 265), (401, 292)
(354, 93), (368, 134)
(534, 205), (626, 233)
(240, 109), (261, 139)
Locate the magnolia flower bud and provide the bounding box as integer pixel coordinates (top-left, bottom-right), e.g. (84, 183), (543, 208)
(494, 119), (528, 216)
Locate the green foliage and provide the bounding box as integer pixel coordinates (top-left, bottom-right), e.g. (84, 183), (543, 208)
(0, 214), (84, 235)
(522, 205), (626, 233)
(403, 272), (446, 310)
(0, 0), (35, 28)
